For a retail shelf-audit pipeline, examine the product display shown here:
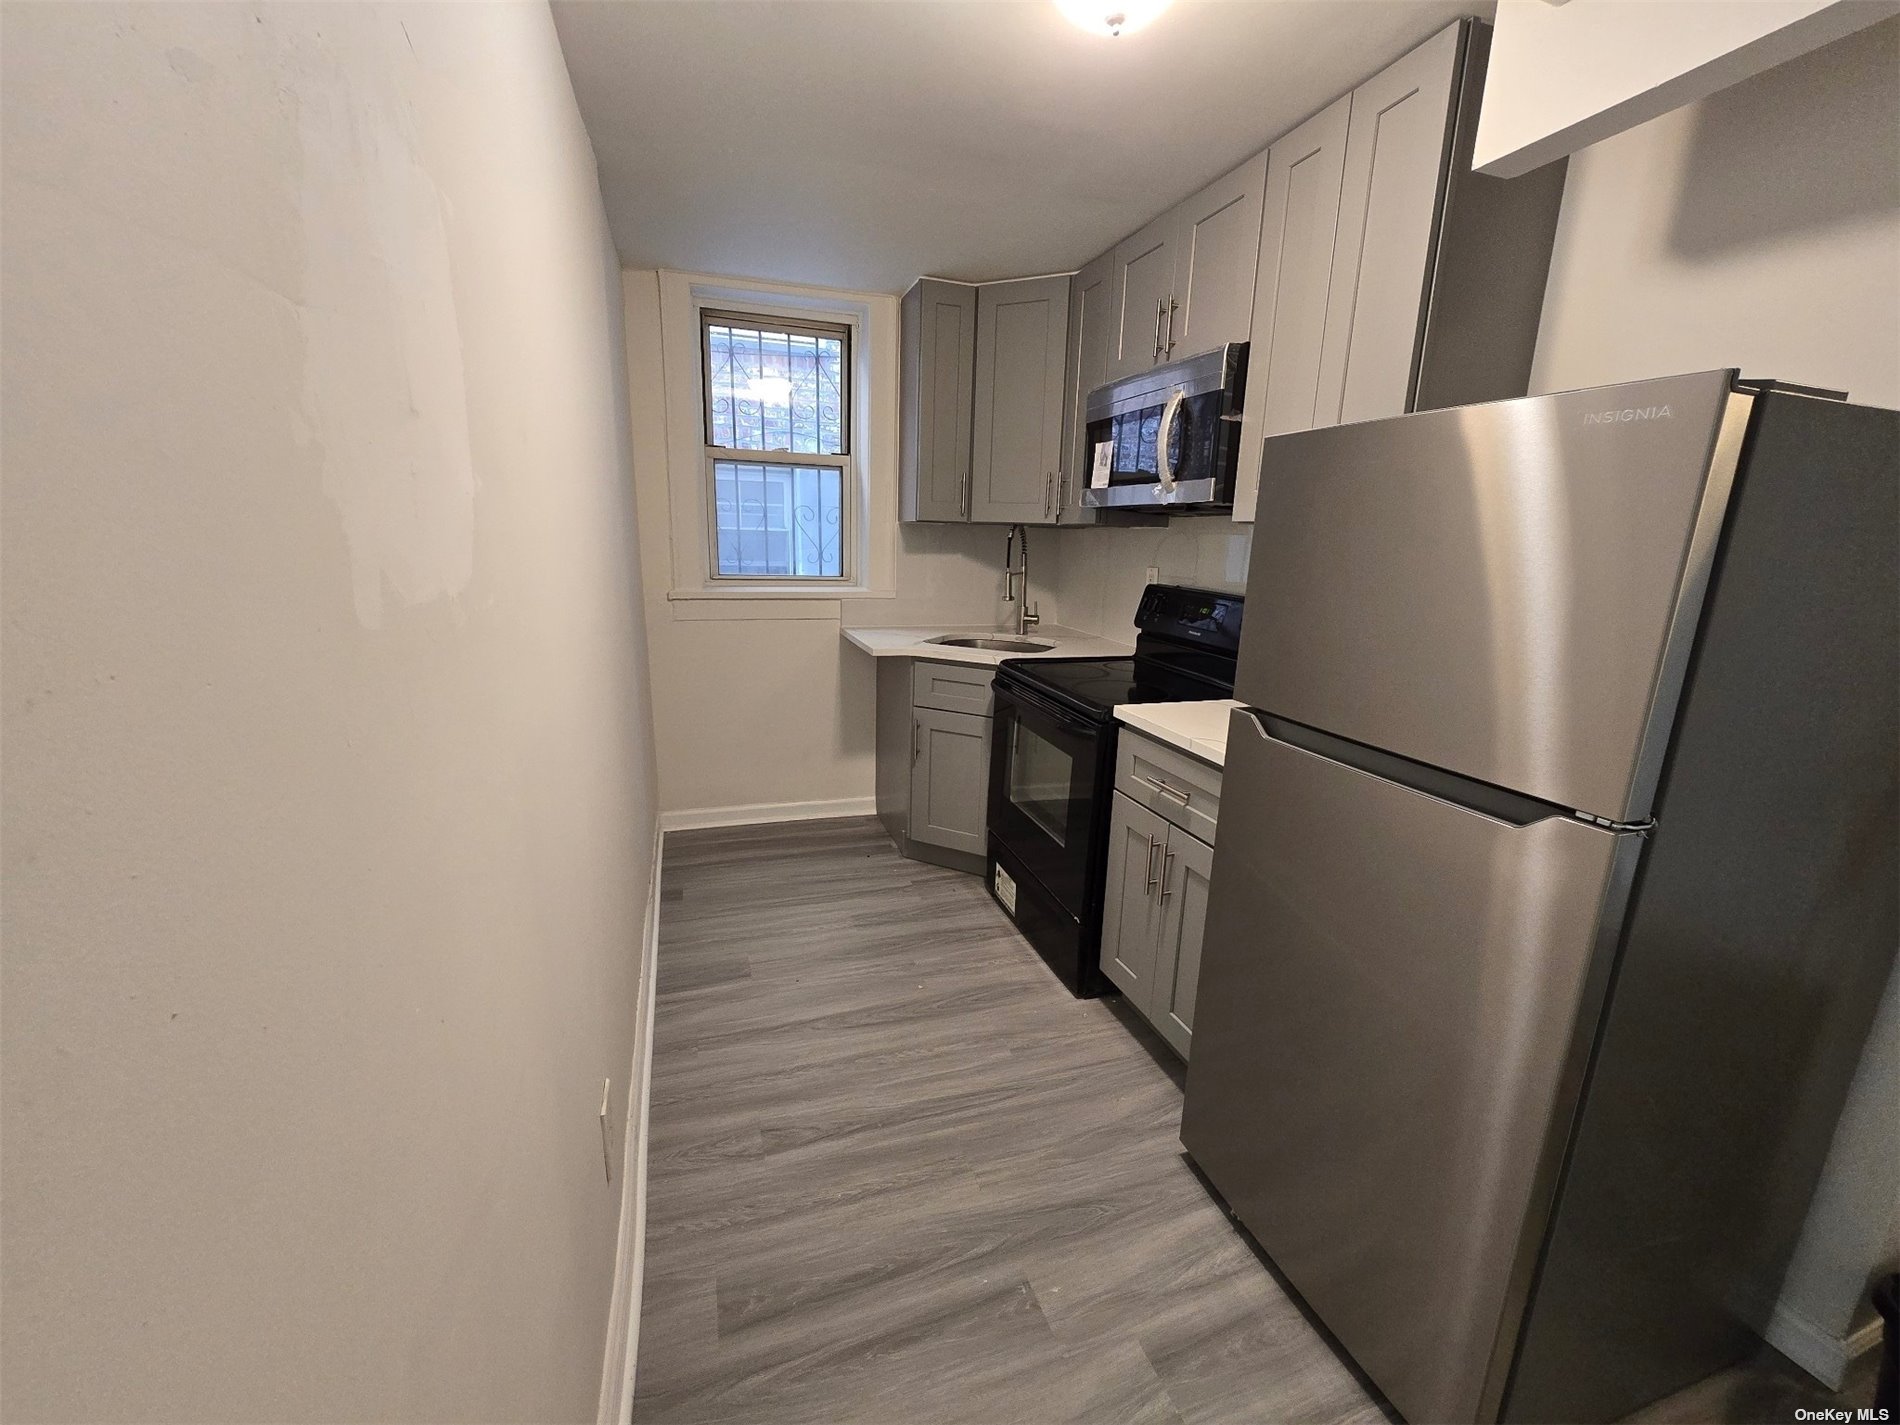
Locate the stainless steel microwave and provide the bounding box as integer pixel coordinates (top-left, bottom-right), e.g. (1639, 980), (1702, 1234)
(1080, 343), (1248, 512)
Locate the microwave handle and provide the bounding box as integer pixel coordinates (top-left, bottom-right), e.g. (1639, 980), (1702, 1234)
(1156, 387), (1185, 495)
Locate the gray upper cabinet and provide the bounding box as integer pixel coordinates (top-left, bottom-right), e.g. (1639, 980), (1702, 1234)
(1060, 249), (1117, 523)
(1233, 95), (1351, 522)
(1168, 151), (1268, 360)
(970, 275), (1069, 525)
(909, 704), (990, 858)
(1106, 216), (1176, 383)
(1315, 21), (1461, 427)
(1233, 19), (1560, 522)
(900, 279), (977, 522)
(1105, 151), (1268, 385)
(905, 20), (1558, 530)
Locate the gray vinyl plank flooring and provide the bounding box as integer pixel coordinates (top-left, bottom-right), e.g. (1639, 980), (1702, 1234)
(633, 817), (1381, 1425)
(634, 817), (1886, 1425)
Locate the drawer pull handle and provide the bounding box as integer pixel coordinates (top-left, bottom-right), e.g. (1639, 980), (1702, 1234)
(1137, 773), (1191, 807)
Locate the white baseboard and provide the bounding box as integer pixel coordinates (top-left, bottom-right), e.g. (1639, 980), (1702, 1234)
(659, 795), (875, 832)
(598, 824), (664, 1425)
(1763, 1294), (1886, 1390)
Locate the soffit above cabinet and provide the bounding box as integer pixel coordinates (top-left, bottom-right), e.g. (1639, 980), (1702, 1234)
(1474, 0), (1899, 176)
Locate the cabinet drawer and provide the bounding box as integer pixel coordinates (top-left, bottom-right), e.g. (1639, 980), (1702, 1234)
(912, 659), (995, 716)
(1116, 730), (1221, 843)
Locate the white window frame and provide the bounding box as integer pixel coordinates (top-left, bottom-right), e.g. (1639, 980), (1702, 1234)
(656, 271), (899, 609)
(699, 308), (853, 586)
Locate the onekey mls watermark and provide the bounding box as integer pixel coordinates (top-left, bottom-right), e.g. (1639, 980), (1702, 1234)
(1792, 1410), (1890, 1422)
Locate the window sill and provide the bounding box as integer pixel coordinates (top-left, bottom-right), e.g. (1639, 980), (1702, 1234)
(667, 586), (895, 602)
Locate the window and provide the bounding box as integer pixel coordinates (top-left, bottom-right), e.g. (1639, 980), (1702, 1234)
(701, 311), (851, 581)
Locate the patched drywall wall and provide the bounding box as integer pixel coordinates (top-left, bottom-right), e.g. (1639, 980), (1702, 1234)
(0, 4), (658, 1420)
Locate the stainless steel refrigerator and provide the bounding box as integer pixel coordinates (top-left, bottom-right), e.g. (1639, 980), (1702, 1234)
(1180, 370), (1897, 1424)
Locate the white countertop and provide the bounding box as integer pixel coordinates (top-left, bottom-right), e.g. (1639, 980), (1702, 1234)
(841, 624), (1133, 667)
(1113, 699), (1242, 768)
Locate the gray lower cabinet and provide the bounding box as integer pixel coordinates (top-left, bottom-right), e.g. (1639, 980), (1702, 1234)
(1100, 783), (1217, 1060)
(1101, 793), (1170, 1003)
(909, 705), (990, 858)
(1151, 825), (1212, 1057)
(876, 658), (992, 872)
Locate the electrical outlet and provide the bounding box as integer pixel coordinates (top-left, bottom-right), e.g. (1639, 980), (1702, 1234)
(1145, 565), (1160, 587)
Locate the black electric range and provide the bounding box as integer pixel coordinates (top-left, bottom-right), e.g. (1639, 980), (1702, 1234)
(985, 584), (1244, 996)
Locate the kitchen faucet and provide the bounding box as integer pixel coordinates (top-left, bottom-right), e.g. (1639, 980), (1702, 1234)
(1002, 524), (1039, 637)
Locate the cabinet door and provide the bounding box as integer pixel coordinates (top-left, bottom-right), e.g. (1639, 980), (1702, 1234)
(1168, 150), (1268, 361)
(1151, 826), (1214, 1059)
(901, 279), (977, 522)
(1106, 216), (1175, 382)
(1099, 791), (1168, 1004)
(1232, 95), (1350, 523)
(1060, 249), (1117, 523)
(909, 706), (992, 856)
(1316, 22), (1461, 427)
(970, 276), (1069, 525)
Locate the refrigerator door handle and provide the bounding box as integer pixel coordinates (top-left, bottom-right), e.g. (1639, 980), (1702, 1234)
(1233, 708), (1576, 827)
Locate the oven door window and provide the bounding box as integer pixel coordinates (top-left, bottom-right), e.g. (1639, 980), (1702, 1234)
(1009, 720), (1075, 846)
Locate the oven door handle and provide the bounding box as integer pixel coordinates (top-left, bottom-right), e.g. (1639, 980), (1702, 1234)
(996, 677), (1096, 735)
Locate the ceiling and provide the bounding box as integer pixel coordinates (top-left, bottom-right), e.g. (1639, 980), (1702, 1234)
(552, 1), (1488, 294)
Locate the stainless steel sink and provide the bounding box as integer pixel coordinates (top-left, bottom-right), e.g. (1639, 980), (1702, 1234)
(924, 635), (1055, 652)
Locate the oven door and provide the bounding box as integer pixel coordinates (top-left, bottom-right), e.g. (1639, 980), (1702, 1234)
(988, 679), (1103, 918)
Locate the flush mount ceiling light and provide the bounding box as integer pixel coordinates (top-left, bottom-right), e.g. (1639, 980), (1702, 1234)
(1056, 0), (1172, 37)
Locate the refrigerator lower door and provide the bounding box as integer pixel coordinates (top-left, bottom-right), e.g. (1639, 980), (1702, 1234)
(1181, 711), (1641, 1425)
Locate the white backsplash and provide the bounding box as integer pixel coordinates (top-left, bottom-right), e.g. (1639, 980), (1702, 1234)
(1044, 521), (1254, 640)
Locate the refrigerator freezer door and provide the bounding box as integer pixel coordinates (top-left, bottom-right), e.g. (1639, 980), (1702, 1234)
(1180, 711), (1640, 1425)
(1236, 370), (1748, 821)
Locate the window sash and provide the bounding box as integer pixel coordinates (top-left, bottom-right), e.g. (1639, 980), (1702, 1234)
(703, 452), (853, 584)
(699, 310), (852, 457)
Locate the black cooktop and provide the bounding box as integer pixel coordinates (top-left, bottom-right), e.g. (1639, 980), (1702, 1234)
(994, 583), (1245, 724)
(995, 656), (1218, 721)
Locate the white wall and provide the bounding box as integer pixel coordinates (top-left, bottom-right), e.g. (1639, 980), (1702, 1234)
(1043, 522), (1254, 640)
(1531, 16), (1899, 1377)
(622, 269), (1009, 824)
(1531, 16), (1900, 405)
(0, 4), (658, 1420)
